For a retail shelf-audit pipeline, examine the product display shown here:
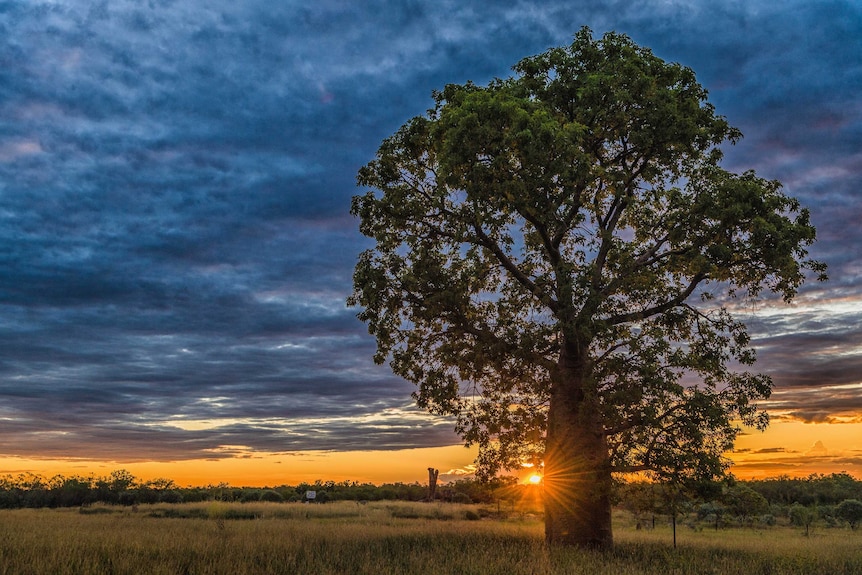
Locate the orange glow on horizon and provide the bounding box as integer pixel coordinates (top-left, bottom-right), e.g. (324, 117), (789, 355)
(1, 419), (860, 486)
(0, 445), (480, 487)
(727, 419), (862, 480)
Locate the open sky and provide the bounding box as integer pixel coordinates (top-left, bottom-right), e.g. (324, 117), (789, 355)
(1, 0), (861, 486)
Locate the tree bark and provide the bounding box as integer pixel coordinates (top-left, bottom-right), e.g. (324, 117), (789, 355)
(543, 344), (613, 548)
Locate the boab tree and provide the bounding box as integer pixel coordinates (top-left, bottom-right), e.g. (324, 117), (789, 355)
(349, 28), (825, 548)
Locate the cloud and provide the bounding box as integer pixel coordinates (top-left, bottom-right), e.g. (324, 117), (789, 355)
(736, 298), (862, 421)
(731, 440), (862, 477)
(0, 0), (860, 467)
(763, 382), (862, 424)
(0, 404), (461, 462)
(806, 440), (828, 456)
(752, 447), (794, 455)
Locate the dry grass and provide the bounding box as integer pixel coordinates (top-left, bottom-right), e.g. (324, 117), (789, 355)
(0, 502), (859, 574)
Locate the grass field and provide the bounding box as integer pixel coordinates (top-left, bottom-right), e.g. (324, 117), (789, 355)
(0, 501), (859, 574)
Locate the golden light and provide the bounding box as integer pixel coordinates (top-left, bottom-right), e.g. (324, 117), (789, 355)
(528, 474), (543, 484)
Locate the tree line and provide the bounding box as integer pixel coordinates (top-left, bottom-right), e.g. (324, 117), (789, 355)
(2, 469), (861, 530)
(0, 470), (520, 509)
(617, 472), (862, 534)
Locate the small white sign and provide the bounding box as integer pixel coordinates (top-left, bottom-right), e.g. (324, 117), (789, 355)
(305, 490), (316, 500)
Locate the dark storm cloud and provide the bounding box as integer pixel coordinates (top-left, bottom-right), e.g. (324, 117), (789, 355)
(742, 307), (862, 394)
(1, 0), (860, 463)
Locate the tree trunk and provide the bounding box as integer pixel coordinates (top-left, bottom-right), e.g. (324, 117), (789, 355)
(427, 468), (439, 501)
(672, 509), (677, 548)
(543, 345), (613, 548)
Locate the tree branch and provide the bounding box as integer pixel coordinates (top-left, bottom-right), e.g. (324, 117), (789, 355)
(515, 205), (562, 267)
(606, 272), (707, 325)
(604, 414), (644, 436)
(470, 222), (560, 314)
(551, 183), (587, 250)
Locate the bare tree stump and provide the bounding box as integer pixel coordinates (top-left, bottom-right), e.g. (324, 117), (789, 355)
(428, 468), (439, 501)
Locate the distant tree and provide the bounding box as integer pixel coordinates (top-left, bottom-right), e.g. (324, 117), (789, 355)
(54, 476), (93, 507)
(117, 491), (137, 506)
(148, 478), (177, 491)
(697, 500), (726, 531)
(818, 473), (862, 504)
(348, 29), (825, 547)
(658, 483), (691, 548)
(747, 475), (804, 506)
(747, 473), (862, 507)
(724, 484), (769, 525)
(836, 499), (862, 530)
(135, 485), (159, 504)
(350, 27), (824, 548)
(108, 469), (136, 493)
(619, 482), (661, 529)
(789, 502), (817, 536)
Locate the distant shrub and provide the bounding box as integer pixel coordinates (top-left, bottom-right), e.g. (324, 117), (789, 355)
(452, 492), (472, 504)
(260, 490), (283, 503)
(159, 490), (183, 504)
(388, 506), (422, 519)
(223, 508), (258, 520)
(239, 489), (260, 503)
(820, 505), (839, 527)
(465, 510), (480, 521)
(78, 506), (116, 515)
(149, 507), (208, 519)
(117, 492), (137, 507)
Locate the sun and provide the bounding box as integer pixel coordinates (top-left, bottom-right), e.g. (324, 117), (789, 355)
(528, 474), (543, 485)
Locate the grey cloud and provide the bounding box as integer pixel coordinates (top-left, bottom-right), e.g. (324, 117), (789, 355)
(0, 0), (861, 464)
(742, 304), (862, 399)
(0, 404), (460, 461)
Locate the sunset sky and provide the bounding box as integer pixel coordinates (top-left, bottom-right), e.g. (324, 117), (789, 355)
(1, 1), (860, 487)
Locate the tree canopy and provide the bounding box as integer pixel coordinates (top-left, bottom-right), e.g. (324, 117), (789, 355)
(349, 28), (824, 547)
